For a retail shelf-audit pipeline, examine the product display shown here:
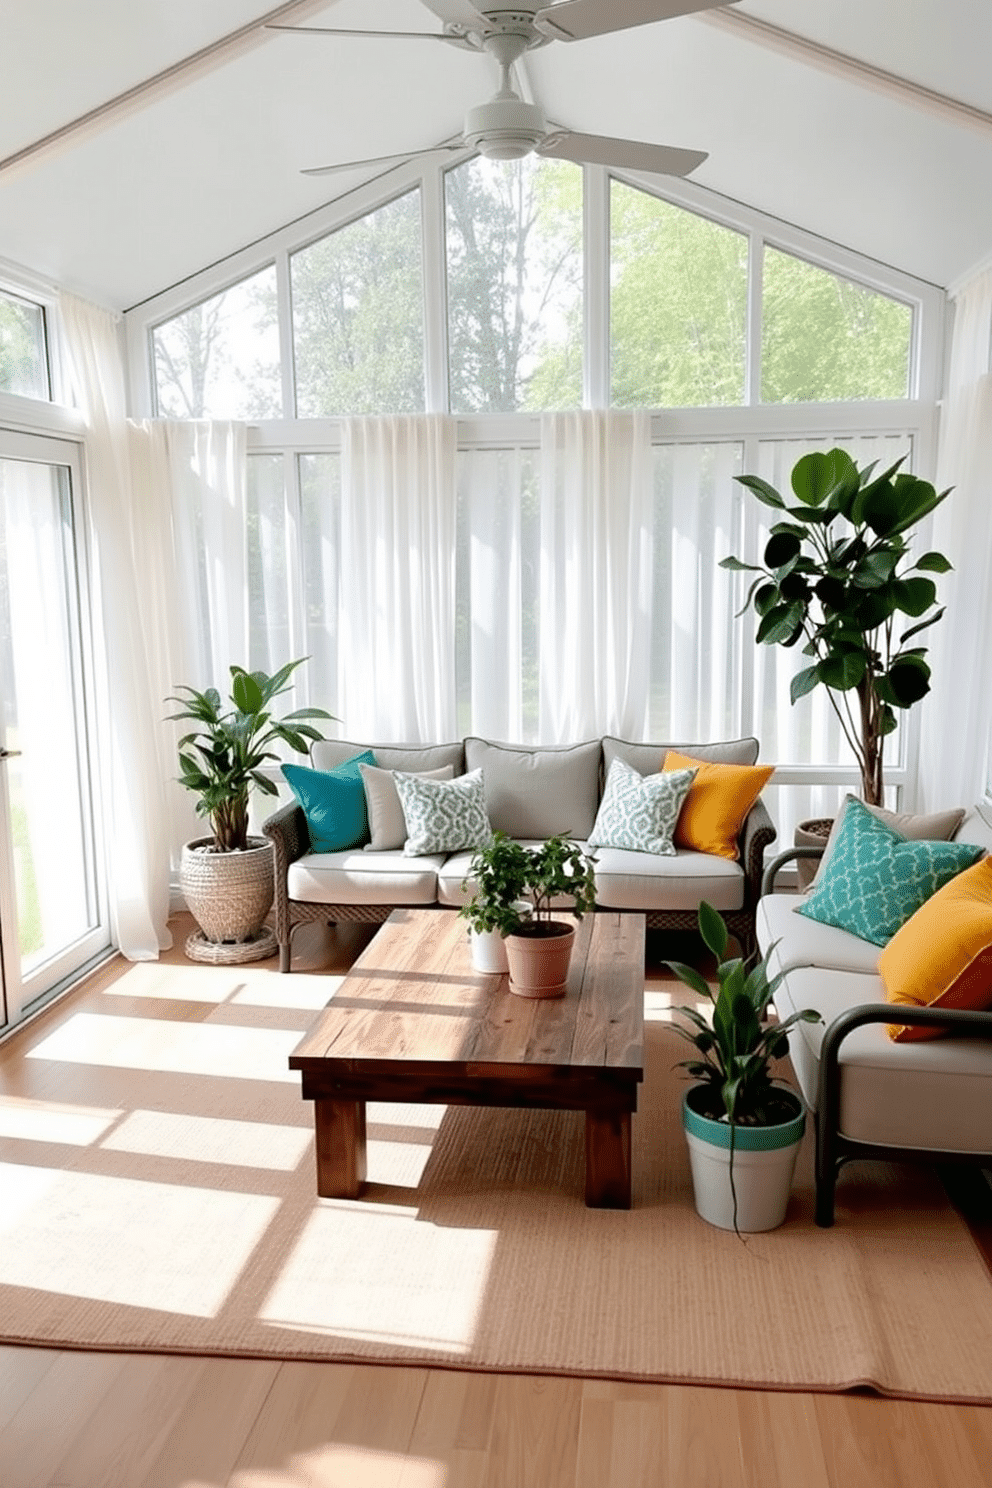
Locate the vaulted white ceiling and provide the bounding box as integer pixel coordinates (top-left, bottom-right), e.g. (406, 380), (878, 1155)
(1, 0), (990, 312)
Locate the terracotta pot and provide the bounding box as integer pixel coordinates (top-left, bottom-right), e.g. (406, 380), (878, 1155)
(504, 921), (575, 999)
(794, 817), (833, 892)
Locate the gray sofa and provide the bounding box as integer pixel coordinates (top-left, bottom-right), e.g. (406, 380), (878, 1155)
(263, 734), (776, 972)
(758, 803), (992, 1226)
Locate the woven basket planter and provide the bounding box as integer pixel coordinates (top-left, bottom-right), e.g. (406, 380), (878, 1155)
(180, 836), (275, 947)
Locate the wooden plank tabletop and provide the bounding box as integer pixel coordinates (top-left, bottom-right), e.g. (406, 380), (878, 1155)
(290, 908), (645, 1076)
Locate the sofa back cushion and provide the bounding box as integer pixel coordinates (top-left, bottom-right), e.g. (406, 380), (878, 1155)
(464, 736), (602, 840)
(312, 739), (465, 775)
(602, 736), (760, 780)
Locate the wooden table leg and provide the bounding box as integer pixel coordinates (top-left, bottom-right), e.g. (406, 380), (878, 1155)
(313, 1097), (367, 1198)
(585, 1107), (632, 1208)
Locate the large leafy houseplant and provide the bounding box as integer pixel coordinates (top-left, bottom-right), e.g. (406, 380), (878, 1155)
(167, 659), (334, 852)
(722, 447), (951, 805)
(668, 902), (821, 1232)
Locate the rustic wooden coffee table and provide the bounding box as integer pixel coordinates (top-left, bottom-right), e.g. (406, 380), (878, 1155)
(289, 907), (645, 1208)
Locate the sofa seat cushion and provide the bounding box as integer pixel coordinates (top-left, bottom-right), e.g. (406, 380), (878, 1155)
(592, 847), (744, 912)
(464, 737), (601, 840)
(758, 893), (881, 978)
(287, 849), (445, 906)
(774, 966), (992, 1153)
(437, 841), (592, 910)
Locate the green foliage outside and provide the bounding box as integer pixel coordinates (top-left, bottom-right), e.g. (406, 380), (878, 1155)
(762, 247), (912, 403)
(292, 190), (426, 417)
(150, 170), (915, 420)
(610, 182), (748, 408)
(446, 156), (583, 413)
(0, 293), (49, 399)
(11, 796), (43, 960)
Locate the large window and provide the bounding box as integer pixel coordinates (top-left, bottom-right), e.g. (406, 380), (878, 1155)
(0, 290), (50, 401)
(445, 156), (583, 413)
(291, 190), (425, 417)
(152, 266), (281, 419)
(761, 247), (913, 402)
(610, 182), (747, 409)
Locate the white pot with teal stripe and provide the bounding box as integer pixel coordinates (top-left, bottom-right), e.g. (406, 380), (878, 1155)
(682, 1086), (806, 1233)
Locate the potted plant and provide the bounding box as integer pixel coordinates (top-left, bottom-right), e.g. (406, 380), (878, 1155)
(458, 831), (531, 973)
(167, 659), (334, 963)
(722, 448), (952, 876)
(461, 831), (597, 995)
(667, 902), (821, 1234)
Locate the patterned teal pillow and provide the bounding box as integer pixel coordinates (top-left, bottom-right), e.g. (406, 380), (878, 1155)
(798, 797), (984, 946)
(282, 751), (376, 853)
(588, 758), (698, 856)
(394, 768), (493, 856)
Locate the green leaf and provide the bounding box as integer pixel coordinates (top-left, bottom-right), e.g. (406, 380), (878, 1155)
(790, 666), (820, 703)
(899, 607), (944, 645)
(231, 668), (264, 716)
(720, 555), (763, 573)
(666, 961), (713, 1000)
(755, 603), (804, 646)
(791, 448), (854, 507)
(735, 474), (785, 508)
(697, 901), (728, 962)
(764, 532), (802, 569)
(913, 551), (953, 574)
(891, 576), (937, 617)
(818, 653), (866, 690)
(884, 654), (932, 706)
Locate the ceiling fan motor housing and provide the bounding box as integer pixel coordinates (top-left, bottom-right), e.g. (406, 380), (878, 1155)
(463, 95), (548, 159)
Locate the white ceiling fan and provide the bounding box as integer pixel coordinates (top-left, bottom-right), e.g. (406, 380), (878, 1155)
(270, 0), (738, 179)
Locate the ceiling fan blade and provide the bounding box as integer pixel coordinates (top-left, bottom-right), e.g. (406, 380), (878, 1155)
(267, 24), (475, 48)
(535, 0), (738, 44)
(419, 0), (490, 30)
(537, 130), (706, 176)
(302, 143), (466, 178)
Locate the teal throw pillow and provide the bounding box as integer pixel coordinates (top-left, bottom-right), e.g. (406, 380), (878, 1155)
(798, 796), (984, 946)
(282, 751), (376, 853)
(588, 758), (698, 856)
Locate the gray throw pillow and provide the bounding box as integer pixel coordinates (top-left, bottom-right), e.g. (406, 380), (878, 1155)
(359, 761), (454, 851)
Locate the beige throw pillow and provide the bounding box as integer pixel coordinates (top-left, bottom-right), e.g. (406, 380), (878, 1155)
(359, 762), (454, 851)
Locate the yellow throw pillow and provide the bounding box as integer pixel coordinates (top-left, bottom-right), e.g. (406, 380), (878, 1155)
(661, 751), (774, 861)
(880, 856), (992, 1042)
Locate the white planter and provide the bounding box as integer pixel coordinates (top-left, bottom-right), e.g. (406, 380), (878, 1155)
(469, 927), (509, 974)
(682, 1088), (805, 1233)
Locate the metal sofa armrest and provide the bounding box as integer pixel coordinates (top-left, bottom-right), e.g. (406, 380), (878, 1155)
(760, 845), (825, 898)
(815, 1002), (992, 1226)
(739, 796), (777, 905)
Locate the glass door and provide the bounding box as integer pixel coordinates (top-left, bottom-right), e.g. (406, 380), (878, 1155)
(0, 432), (108, 1030)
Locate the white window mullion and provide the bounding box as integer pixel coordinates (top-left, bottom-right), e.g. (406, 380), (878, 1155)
(276, 249), (297, 419)
(422, 165), (449, 414)
(583, 164), (609, 410)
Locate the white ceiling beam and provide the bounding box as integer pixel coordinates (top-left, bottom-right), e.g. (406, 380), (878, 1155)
(701, 8), (992, 138)
(0, 0), (332, 182)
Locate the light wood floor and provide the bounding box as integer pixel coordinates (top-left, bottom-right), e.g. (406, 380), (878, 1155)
(2, 918), (991, 1488)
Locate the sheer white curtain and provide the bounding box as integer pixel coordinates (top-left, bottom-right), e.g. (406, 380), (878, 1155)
(59, 293), (174, 958)
(338, 415), (458, 741)
(917, 268), (992, 811)
(126, 419), (248, 864)
(538, 411), (653, 741)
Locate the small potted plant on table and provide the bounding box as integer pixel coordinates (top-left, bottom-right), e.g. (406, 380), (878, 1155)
(668, 902), (821, 1233)
(461, 832), (597, 995)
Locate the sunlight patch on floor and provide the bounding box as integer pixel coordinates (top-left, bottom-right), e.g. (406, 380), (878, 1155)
(103, 961), (342, 1012)
(0, 1094), (122, 1146)
(228, 1449), (446, 1488)
(0, 1162), (279, 1316)
(26, 1012), (300, 1083)
(100, 1108), (312, 1170)
(259, 1198), (497, 1354)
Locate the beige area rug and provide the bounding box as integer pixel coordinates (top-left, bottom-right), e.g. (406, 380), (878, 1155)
(2, 952), (992, 1403)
